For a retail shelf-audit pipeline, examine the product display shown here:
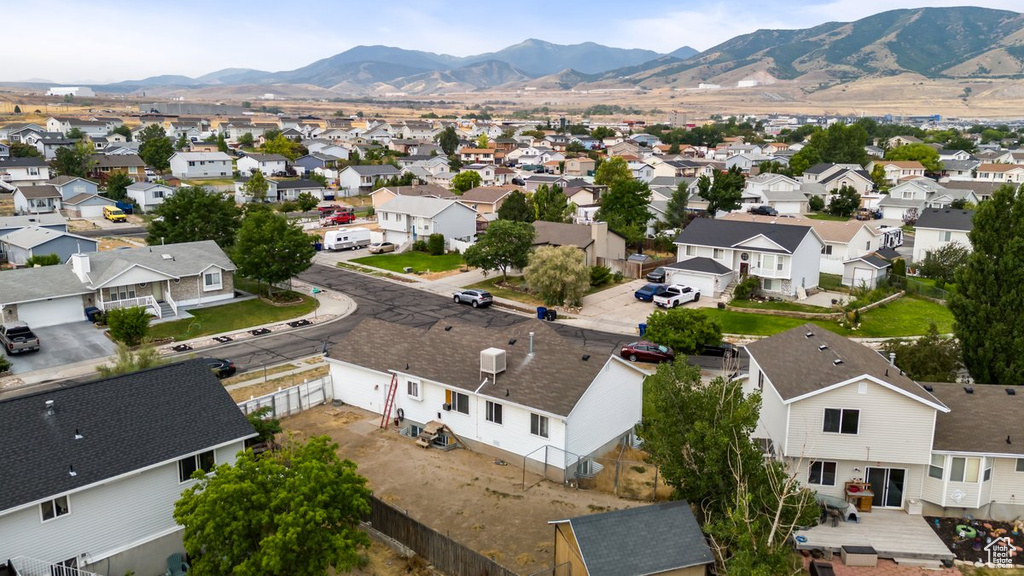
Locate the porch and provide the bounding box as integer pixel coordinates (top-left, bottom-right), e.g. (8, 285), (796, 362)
(7, 556), (101, 576)
(795, 509), (954, 565)
(97, 280), (179, 320)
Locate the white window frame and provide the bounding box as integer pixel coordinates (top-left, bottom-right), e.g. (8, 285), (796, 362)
(808, 461), (837, 486)
(822, 408), (860, 435)
(203, 269), (223, 292)
(406, 379), (421, 400)
(531, 413), (549, 438)
(451, 391), (469, 415)
(941, 231), (952, 242)
(178, 450), (216, 483)
(929, 454), (944, 479)
(685, 245), (695, 257)
(485, 401), (502, 425)
(950, 456), (981, 483)
(713, 248), (724, 260)
(40, 495), (70, 523)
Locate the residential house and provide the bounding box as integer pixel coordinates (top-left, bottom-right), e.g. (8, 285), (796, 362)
(458, 186), (516, 215)
(37, 134), (75, 160)
(742, 174), (809, 214)
(458, 148), (496, 164)
(628, 161), (655, 182)
(0, 123), (45, 143)
(233, 178), (325, 204)
(912, 208), (973, 263)
(0, 143), (8, 159)
(671, 218), (823, 297)
(974, 163), (1024, 183)
(533, 221), (627, 274)
(188, 142), (219, 153)
(294, 153), (338, 175)
(325, 318), (649, 481)
(801, 163), (875, 195)
(396, 155), (449, 176)
(523, 174), (572, 192)
(63, 193), (117, 219)
(0, 213), (68, 236)
(370, 184), (456, 210)
(89, 154), (147, 183)
(338, 165), (402, 197)
(237, 153), (288, 176)
(842, 253), (891, 289)
(462, 164), (496, 186)
(551, 501), (713, 576)
(0, 240), (236, 327)
(0, 227), (97, 266)
(0, 360), (255, 575)
(376, 195), (476, 248)
(887, 135), (923, 148)
(564, 157), (596, 177)
(305, 141), (350, 160)
(607, 141), (644, 158)
(726, 152), (776, 173)
(940, 159), (981, 181)
(126, 182), (175, 212)
(941, 180), (1007, 202)
(398, 121), (438, 140)
(878, 180), (974, 222)
(0, 157), (52, 189)
(867, 160), (927, 186)
(13, 185), (62, 215)
(48, 176), (99, 202)
(168, 152), (233, 179)
(938, 149), (973, 162)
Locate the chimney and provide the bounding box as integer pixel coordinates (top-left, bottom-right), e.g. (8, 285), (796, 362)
(71, 252), (91, 283)
(591, 221), (608, 258)
(529, 332), (535, 355)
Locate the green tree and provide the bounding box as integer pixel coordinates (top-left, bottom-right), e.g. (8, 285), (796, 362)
(697, 165), (745, 217)
(308, 171), (329, 187)
(242, 169), (269, 202)
(24, 253), (61, 266)
(463, 220), (535, 282)
(238, 132), (255, 147)
(12, 105), (20, 114)
(174, 436), (371, 576)
(66, 127), (84, 140)
(175, 133), (190, 151)
(260, 133), (304, 161)
(216, 132), (228, 153)
(106, 306), (151, 347)
(789, 123), (869, 175)
(595, 179), (652, 248)
(436, 126), (459, 156)
(451, 170), (481, 193)
(950, 185), (1024, 385)
(109, 125), (132, 141)
(883, 324), (961, 382)
(295, 191), (319, 213)
(103, 172), (133, 202)
(593, 156), (632, 186)
(232, 207), (316, 295)
(9, 142), (41, 158)
(590, 126), (615, 140)
(426, 233), (445, 255)
(918, 241), (970, 284)
(95, 343), (165, 377)
(665, 181), (690, 229)
(808, 194), (825, 212)
(524, 245), (590, 306)
(241, 101), (252, 108)
(870, 164), (888, 189)
(147, 186), (242, 249)
(53, 141), (95, 177)
(496, 190), (534, 222)
(643, 308), (722, 354)
(475, 134), (490, 148)
(531, 184), (571, 223)
(246, 406), (282, 446)
(944, 135), (977, 154)
(826, 185), (861, 217)
(885, 143), (941, 172)
(138, 123), (174, 172)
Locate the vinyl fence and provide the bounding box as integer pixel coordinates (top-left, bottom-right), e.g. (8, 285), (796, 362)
(236, 375), (333, 419)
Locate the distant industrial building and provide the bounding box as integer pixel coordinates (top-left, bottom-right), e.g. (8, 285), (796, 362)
(45, 86), (95, 97)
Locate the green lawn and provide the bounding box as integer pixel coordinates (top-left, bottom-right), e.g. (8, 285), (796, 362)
(149, 295), (318, 341)
(352, 252), (465, 274)
(183, 178), (235, 187)
(729, 299), (832, 313)
(806, 213), (852, 222)
(467, 276), (544, 306)
(819, 273), (847, 292)
(702, 309), (810, 336)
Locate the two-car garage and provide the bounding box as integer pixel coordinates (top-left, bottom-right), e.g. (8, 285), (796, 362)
(16, 296), (88, 328)
(665, 257), (736, 299)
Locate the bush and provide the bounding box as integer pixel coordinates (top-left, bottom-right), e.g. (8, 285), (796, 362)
(0, 354), (10, 373)
(891, 258), (906, 277)
(412, 240), (428, 252)
(808, 195), (825, 212)
(106, 306), (151, 347)
(613, 271), (624, 283)
(590, 265), (612, 287)
(366, 206), (375, 217)
(731, 276), (760, 301)
(427, 233), (445, 256)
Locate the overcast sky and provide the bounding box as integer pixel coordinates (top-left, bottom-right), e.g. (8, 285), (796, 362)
(6, 0), (1022, 83)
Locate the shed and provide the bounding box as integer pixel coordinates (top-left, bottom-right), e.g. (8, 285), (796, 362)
(842, 254), (891, 289)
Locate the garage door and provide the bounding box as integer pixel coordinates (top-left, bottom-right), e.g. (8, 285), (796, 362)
(666, 270), (716, 295)
(79, 204), (105, 218)
(852, 267), (874, 290)
(17, 297), (85, 328)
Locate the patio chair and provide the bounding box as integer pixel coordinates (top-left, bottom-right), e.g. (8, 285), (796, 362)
(165, 553), (189, 576)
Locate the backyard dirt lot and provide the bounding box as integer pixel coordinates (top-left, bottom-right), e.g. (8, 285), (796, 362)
(282, 405), (639, 575)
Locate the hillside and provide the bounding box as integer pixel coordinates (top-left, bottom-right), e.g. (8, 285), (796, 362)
(462, 39), (663, 75)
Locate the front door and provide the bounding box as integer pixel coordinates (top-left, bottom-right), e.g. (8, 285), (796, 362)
(152, 281), (164, 302)
(866, 467), (906, 508)
(740, 262), (749, 277)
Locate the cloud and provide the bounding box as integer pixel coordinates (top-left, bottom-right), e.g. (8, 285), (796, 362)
(621, 3), (798, 52)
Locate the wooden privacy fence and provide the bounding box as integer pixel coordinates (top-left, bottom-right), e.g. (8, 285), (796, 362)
(368, 496), (520, 576)
(236, 376), (333, 419)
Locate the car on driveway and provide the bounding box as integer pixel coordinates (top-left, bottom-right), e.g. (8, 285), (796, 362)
(323, 212), (355, 225)
(702, 342), (739, 357)
(634, 283), (670, 302)
(453, 289), (493, 308)
(367, 242), (396, 254)
(205, 358), (237, 378)
(653, 284), (700, 308)
(0, 322), (40, 354)
(620, 341), (676, 363)
(645, 267), (668, 283)
(749, 205), (779, 216)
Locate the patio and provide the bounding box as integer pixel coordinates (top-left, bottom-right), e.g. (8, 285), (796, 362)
(795, 510), (954, 566)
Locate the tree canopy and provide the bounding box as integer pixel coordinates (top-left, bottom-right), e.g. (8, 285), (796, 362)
(147, 186), (242, 249)
(496, 190), (534, 222)
(463, 220), (535, 282)
(883, 324), (962, 383)
(697, 166), (745, 217)
(788, 123), (869, 175)
(826, 185), (862, 218)
(643, 308), (722, 355)
(260, 133), (305, 161)
(451, 170), (481, 193)
(531, 184), (571, 223)
(436, 126), (459, 156)
(233, 206), (316, 294)
(664, 181), (690, 230)
(524, 245), (589, 306)
(174, 436), (371, 576)
(917, 241), (970, 283)
(242, 169), (270, 202)
(593, 156), (632, 186)
(138, 123), (174, 172)
(885, 143), (942, 172)
(52, 141), (95, 177)
(104, 171), (134, 202)
(595, 179), (652, 247)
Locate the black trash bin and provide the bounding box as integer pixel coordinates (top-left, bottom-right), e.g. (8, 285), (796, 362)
(545, 309), (558, 321)
(84, 306), (101, 322)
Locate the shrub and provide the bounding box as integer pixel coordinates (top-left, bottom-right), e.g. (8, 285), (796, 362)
(731, 276), (760, 301)
(808, 195), (825, 212)
(412, 240), (428, 252)
(891, 258), (906, 277)
(366, 206), (375, 217)
(590, 265), (612, 287)
(0, 354), (10, 373)
(613, 271), (624, 283)
(427, 233), (445, 256)
(106, 306), (151, 347)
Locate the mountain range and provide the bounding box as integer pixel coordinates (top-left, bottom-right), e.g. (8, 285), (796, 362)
(86, 7), (1024, 96)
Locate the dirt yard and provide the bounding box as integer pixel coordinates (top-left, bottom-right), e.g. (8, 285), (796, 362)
(282, 404), (639, 575)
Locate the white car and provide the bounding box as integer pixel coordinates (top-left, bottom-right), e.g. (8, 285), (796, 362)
(653, 284), (701, 308)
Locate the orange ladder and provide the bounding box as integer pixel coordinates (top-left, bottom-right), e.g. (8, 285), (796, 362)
(380, 373), (398, 428)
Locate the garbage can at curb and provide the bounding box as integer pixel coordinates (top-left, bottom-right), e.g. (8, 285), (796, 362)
(536, 306), (547, 320)
(638, 323), (647, 337)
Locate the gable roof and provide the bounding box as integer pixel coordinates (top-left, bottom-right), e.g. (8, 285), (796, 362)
(0, 266), (92, 304)
(0, 157), (48, 168)
(171, 151), (232, 162)
(64, 193), (115, 206)
(844, 254), (890, 269)
(551, 501), (713, 576)
(347, 165), (401, 176)
(720, 213), (877, 244)
(745, 324), (947, 411)
(532, 221), (624, 250)
(16, 185), (61, 199)
(275, 179), (325, 190)
(82, 240), (236, 288)
(927, 383), (1024, 456)
(377, 195), (469, 218)
(91, 154), (145, 168)
(914, 208), (973, 232)
(879, 160), (925, 170)
(48, 175), (97, 187)
(328, 319), (641, 417)
(0, 360), (255, 513)
(459, 186), (516, 204)
(674, 218), (814, 254)
(372, 184), (455, 200)
(666, 256), (732, 275)
(0, 226), (94, 250)
(243, 153), (288, 163)
(0, 213), (67, 230)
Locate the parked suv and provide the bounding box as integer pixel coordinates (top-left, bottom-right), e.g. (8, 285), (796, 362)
(645, 267), (668, 283)
(323, 212), (355, 225)
(453, 289), (493, 308)
(748, 205), (779, 216)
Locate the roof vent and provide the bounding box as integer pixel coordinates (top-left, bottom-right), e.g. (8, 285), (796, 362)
(444, 325), (452, 331)
(832, 358), (843, 366)
(45, 400), (55, 416)
(964, 386), (974, 394)
(74, 428), (83, 440)
(480, 348), (506, 376)
(508, 338), (517, 346)
(818, 344), (828, 351)
(1008, 388), (1017, 396)
(161, 254), (173, 260)
(582, 354), (590, 361)
(68, 465), (77, 477)
(923, 384), (934, 392)
(805, 330), (814, 338)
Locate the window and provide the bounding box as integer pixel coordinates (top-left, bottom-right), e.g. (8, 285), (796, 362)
(203, 269), (222, 291)
(929, 454), (944, 479)
(485, 401), (503, 424)
(950, 456), (981, 483)
(447, 391), (468, 414)
(984, 462), (992, 482)
(757, 371), (764, 391)
(106, 285), (136, 301)
(1016, 458), (1024, 473)
(531, 413), (549, 438)
(823, 408), (859, 434)
(713, 248), (724, 259)
(821, 245), (833, 255)
(761, 254), (775, 270)
(41, 495), (70, 522)
(179, 450), (215, 482)
(776, 256), (784, 271)
(941, 231), (952, 242)
(865, 241), (871, 250)
(808, 461), (837, 486)
(406, 379), (420, 400)
(685, 245), (695, 257)
(153, 190), (164, 198)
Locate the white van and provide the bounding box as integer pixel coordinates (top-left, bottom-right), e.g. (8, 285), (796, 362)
(324, 227), (371, 251)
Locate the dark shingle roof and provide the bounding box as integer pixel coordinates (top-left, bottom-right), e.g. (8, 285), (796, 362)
(16, 185), (61, 199)
(0, 360), (255, 511)
(674, 218), (813, 254)
(348, 165), (401, 176)
(914, 208), (974, 232)
(845, 254), (890, 269)
(554, 501), (713, 576)
(666, 257), (732, 275)
(745, 324), (946, 410)
(928, 383), (1024, 455)
(276, 179), (324, 190)
(531, 221), (626, 250)
(1, 157), (48, 167)
(328, 319), (631, 416)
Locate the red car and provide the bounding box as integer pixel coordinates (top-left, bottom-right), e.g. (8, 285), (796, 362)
(620, 340), (676, 363)
(323, 212), (355, 225)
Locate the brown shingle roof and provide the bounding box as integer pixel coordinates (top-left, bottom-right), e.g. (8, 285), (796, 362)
(460, 186), (517, 204)
(928, 383), (1024, 455)
(16, 185), (61, 199)
(720, 213), (877, 244)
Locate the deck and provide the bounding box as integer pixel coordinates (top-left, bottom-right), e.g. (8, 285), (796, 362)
(795, 509), (954, 564)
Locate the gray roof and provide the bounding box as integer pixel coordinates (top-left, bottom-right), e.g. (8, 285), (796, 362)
(347, 165), (401, 176)
(91, 154), (145, 168)
(927, 383), (1024, 455)
(16, 185), (61, 199)
(328, 319), (636, 417)
(0, 266), (92, 304)
(171, 151), (232, 162)
(941, 180), (1012, 198)
(531, 221), (624, 250)
(0, 360), (256, 512)
(844, 254), (890, 269)
(0, 213), (67, 230)
(243, 153), (288, 163)
(941, 159), (980, 171)
(0, 157), (48, 167)
(745, 324), (946, 410)
(82, 239), (235, 288)
(0, 226), (95, 250)
(378, 195), (467, 218)
(666, 257), (732, 275)
(373, 184), (454, 199)
(914, 208), (974, 232)
(553, 501), (713, 576)
(763, 188), (809, 202)
(126, 181), (171, 191)
(48, 175), (96, 187)
(276, 179), (324, 190)
(674, 218), (813, 254)
(64, 193), (115, 206)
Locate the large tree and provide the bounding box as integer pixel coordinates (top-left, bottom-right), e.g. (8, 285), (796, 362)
(826, 185), (861, 218)
(883, 324), (961, 383)
(593, 156), (632, 186)
(595, 179), (652, 248)
(436, 126), (459, 156)
(950, 184), (1024, 385)
(697, 166), (745, 217)
(885, 143), (942, 172)
(52, 141), (95, 177)
(643, 308), (722, 355)
(451, 170), (481, 193)
(10, 142), (41, 158)
(242, 169), (270, 202)
(260, 133), (305, 161)
(496, 190), (534, 222)
(917, 241), (970, 283)
(664, 181), (690, 230)
(788, 123), (869, 175)
(104, 172), (134, 202)
(109, 125), (132, 141)
(463, 220), (535, 282)
(138, 123), (174, 172)
(233, 206), (316, 294)
(531, 184), (571, 223)
(523, 245), (590, 306)
(147, 186), (241, 249)
(174, 436), (371, 576)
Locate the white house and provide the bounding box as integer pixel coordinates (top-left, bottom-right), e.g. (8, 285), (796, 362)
(974, 163), (1024, 183)
(878, 179), (948, 222)
(126, 182), (175, 212)
(168, 152), (232, 179)
(670, 218), (823, 298)
(0, 360), (255, 576)
(236, 153), (288, 176)
(0, 157), (52, 188)
(338, 165), (402, 197)
(376, 195), (477, 248)
(912, 208), (973, 263)
(867, 160), (927, 186)
(325, 318), (649, 480)
(13, 185), (62, 215)
(801, 163), (875, 195)
(742, 174), (809, 215)
(47, 176), (99, 202)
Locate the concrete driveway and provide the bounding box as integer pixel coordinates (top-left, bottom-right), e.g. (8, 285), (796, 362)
(7, 321), (116, 374)
(575, 279), (726, 335)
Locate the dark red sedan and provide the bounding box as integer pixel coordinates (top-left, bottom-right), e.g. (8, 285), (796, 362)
(620, 341), (676, 363)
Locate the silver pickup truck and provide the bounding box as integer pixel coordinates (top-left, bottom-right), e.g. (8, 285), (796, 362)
(0, 321), (41, 354)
